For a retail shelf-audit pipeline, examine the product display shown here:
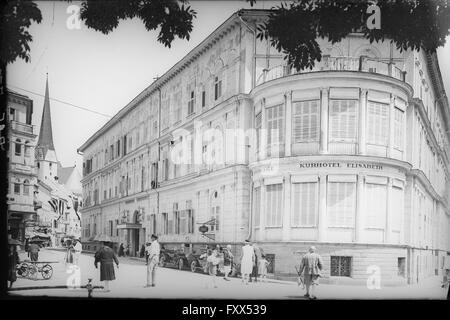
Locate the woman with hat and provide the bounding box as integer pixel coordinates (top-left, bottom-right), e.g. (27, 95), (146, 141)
(94, 241), (119, 292)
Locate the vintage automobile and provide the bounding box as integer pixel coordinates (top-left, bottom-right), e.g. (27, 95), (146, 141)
(158, 245), (189, 270)
(186, 246), (240, 277)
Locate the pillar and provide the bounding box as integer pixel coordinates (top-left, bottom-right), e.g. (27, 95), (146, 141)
(355, 174), (365, 242)
(285, 91), (292, 157)
(282, 175), (291, 241)
(318, 174), (327, 241)
(358, 89), (368, 155)
(319, 88), (329, 154)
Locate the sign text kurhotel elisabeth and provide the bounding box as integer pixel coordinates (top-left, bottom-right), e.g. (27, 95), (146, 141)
(299, 162), (383, 170)
(79, 10), (450, 286)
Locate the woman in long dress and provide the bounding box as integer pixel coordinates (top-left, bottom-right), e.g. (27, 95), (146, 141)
(240, 240), (255, 285)
(94, 241), (119, 292)
(65, 240), (75, 266)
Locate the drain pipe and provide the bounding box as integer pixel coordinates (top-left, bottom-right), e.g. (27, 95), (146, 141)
(238, 11), (256, 89)
(246, 171), (254, 241)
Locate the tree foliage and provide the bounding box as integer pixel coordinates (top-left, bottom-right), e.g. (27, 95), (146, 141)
(0, 0), (42, 64)
(257, 0), (450, 71)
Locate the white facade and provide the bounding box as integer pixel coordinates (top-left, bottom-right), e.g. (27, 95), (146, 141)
(79, 10), (450, 284)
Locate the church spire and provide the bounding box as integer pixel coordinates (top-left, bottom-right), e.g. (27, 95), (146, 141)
(37, 73), (55, 151)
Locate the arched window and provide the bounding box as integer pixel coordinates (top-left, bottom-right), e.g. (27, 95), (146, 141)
(15, 139), (21, 156)
(14, 179), (21, 194)
(23, 179), (30, 195)
(24, 141), (31, 157)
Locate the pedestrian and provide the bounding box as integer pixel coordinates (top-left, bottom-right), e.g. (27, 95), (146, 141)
(25, 239), (29, 257)
(222, 244), (234, 281)
(258, 254), (270, 283)
(251, 243), (264, 283)
(145, 242), (150, 264)
(73, 239), (82, 265)
(139, 244), (145, 258)
(118, 243), (124, 257)
(65, 240), (75, 266)
(240, 239), (255, 285)
(94, 241), (119, 292)
(205, 249), (220, 288)
(125, 243), (130, 257)
(144, 234), (160, 287)
(29, 242), (40, 262)
(298, 246), (323, 300)
(8, 243), (20, 288)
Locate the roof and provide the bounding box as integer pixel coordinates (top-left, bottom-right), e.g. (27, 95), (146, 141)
(57, 163), (75, 185)
(37, 75), (56, 155)
(78, 9), (270, 153)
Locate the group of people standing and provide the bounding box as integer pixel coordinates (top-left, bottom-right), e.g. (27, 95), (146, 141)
(240, 240), (270, 285)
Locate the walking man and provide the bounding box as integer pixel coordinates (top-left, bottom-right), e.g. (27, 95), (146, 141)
(298, 246), (323, 300)
(29, 242), (40, 261)
(145, 234), (160, 287)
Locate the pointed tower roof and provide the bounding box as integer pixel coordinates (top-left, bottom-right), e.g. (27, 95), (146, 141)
(36, 74), (58, 164)
(37, 74), (55, 151)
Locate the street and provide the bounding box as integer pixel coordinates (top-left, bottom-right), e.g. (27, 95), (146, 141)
(8, 249), (448, 299)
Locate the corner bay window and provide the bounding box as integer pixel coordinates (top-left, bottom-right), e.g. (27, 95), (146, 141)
(327, 181), (356, 227)
(266, 183), (283, 227)
(367, 101), (389, 146)
(365, 183), (387, 228)
(292, 182), (318, 227)
(394, 107), (405, 149)
(292, 100), (320, 143)
(329, 100), (357, 142)
(267, 104), (285, 156)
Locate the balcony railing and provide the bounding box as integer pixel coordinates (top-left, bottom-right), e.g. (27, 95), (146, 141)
(10, 120), (34, 134)
(256, 55), (406, 86)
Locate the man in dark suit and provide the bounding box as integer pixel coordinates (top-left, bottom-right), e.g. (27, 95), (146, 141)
(298, 246), (323, 300)
(94, 241), (119, 292)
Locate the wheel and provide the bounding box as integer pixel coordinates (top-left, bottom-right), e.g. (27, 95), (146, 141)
(159, 256), (166, 267)
(17, 263), (29, 278)
(27, 264), (38, 280)
(41, 264), (53, 279)
(190, 261), (197, 273)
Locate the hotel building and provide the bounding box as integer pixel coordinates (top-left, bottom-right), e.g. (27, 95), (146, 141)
(78, 10), (450, 285)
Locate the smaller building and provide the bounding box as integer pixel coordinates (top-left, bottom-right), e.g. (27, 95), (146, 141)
(6, 90), (38, 243)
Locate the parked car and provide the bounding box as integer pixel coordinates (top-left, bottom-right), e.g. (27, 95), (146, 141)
(186, 246), (240, 277)
(159, 246), (189, 270)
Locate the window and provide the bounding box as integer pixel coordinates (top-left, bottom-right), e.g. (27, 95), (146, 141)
(254, 187), (261, 227)
(327, 182), (356, 227)
(210, 206), (220, 232)
(173, 91), (182, 123)
(330, 256), (352, 277)
(329, 100), (357, 142)
(174, 203), (179, 234)
(115, 219), (119, 236)
(292, 100), (320, 143)
(179, 210), (187, 234)
(367, 101), (389, 146)
(266, 184), (283, 227)
(24, 141), (31, 157)
(214, 76), (222, 100)
(201, 90), (206, 108)
(161, 96), (170, 130)
(188, 89), (195, 115)
(391, 186), (403, 232)
(398, 257), (406, 277)
(23, 179), (30, 196)
(186, 200), (194, 234)
(365, 183), (387, 228)
(9, 108), (15, 121)
(292, 182), (318, 227)
(394, 107), (404, 149)
(109, 221), (113, 237)
(255, 112), (262, 154)
(15, 139), (21, 156)
(150, 214), (156, 234)
(267, 104), (285, 155)
(162, 212), (168, 235)
(14, 180), (21, 194)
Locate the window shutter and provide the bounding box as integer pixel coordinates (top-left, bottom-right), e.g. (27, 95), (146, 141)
(330, 100), (357, 142)
(327, 182), (356, 227)
(365, 183), (387, 228)
(367, 101), (389, 145)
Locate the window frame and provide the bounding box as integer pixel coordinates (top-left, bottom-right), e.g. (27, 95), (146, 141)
(329, 99), (358, 143)
(292, 99), (320, 143)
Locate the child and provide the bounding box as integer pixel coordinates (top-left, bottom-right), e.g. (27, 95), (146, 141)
(258, 254), (270, 283)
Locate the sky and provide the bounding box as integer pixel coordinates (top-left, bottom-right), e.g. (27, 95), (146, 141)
(7, 1), (450, 170)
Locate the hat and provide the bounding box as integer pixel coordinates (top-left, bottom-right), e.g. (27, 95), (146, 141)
(151, 234), (158, 240)
(309, 246), (316, 253)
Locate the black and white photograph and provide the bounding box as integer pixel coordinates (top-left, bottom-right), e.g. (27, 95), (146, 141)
(1, 0), (450, 307)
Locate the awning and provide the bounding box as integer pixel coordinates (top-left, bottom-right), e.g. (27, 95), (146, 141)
(25, 231), (50, 239)
(116, 223), (142, 230)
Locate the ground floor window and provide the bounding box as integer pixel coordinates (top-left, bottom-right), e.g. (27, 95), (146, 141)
(330, 256), (352, 277)
(291, 182), (318, 227)
(398, 257), (406, 277)
(266, 184), (283, 227)
(327, 182), (356, 227)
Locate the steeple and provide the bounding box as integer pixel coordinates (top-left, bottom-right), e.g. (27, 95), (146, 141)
(37, 73), (55, 152)
(36, 73), (58, 180)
